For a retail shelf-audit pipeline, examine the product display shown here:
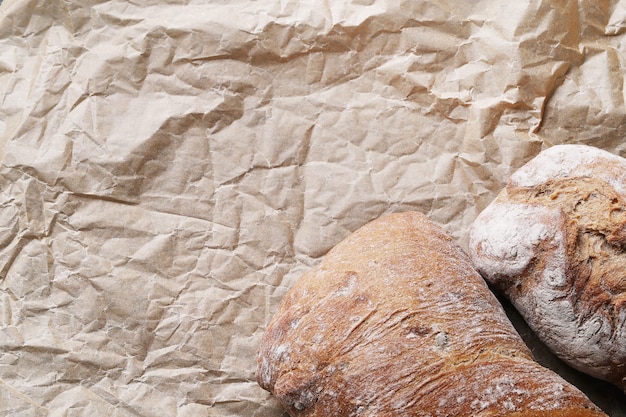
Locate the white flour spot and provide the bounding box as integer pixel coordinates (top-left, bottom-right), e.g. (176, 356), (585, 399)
(511, 144), (626, 195)
(435, 332), (449, 348)
(274, 344), (290, 361)
(331, 273), (357, 298)
(470, 202), (564, 284)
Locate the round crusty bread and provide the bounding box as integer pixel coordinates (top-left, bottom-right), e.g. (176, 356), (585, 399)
(257, 211), (606, 416)
(469, 144), (626, 392)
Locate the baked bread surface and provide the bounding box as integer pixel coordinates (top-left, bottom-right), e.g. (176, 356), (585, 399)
(258, 211), (606, 416)
(470, 144), (626, 392)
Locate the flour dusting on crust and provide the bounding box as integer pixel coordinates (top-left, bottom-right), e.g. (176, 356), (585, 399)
(511, 144), (626, 195)
(258, 211), (608, 416)
(470, 144), (626, 391)
(469, 202), (566, 283)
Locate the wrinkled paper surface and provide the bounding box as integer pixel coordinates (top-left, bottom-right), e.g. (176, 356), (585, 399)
(1, 0), (626, 415)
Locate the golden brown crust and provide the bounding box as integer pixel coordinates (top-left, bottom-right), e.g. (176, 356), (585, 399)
(258, 211), (606, 416)
(470, 144), (626, 391)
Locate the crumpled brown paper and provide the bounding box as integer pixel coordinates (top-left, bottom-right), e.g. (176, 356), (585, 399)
(0, 0), (625, 416)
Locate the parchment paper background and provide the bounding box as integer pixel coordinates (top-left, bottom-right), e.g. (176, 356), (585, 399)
(0, 0), (625, 416)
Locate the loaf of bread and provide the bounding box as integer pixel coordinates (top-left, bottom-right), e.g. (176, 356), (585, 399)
(257, 211), (606, 416)
(470, 144), (626, 392)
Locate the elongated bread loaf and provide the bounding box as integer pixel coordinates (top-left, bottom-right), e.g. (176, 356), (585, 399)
(469, 144), (626, 392)
(257, 211), (606, 416)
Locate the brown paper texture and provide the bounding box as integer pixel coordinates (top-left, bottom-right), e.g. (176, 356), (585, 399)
(0, 0), (625, 415)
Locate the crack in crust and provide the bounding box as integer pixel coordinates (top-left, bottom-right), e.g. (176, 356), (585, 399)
(260, 211), (607, 416)
(470, 144), (626, 392)
(505, 177), (626, 329)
